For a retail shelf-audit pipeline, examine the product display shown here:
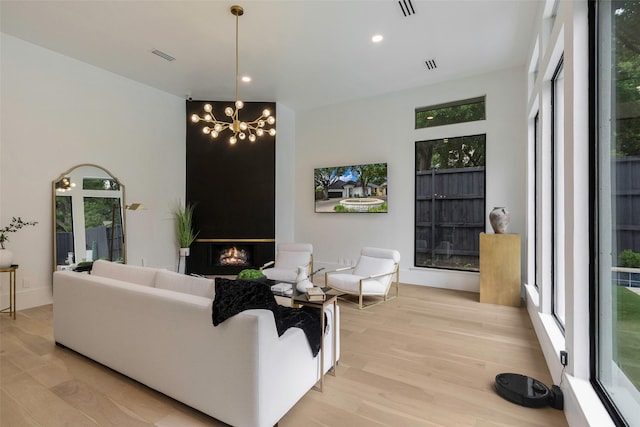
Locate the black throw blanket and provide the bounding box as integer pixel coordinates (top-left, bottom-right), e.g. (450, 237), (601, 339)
(211, 278), (323, 357)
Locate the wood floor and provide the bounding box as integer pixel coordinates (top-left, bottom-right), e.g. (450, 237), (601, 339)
(1, 284), (568, 427)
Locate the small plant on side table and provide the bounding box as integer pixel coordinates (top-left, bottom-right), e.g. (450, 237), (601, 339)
(0, 217), (38, 267)
(0, 217), (38, 249)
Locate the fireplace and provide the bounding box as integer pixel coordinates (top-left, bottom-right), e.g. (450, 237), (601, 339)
(216, 245), (252, 268)
(186, 101), (276, 276)
(187, 239), (275, 275)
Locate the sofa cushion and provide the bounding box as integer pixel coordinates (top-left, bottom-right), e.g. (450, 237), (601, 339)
(155, 270), (215, 298)
(91, 260), (157, 287)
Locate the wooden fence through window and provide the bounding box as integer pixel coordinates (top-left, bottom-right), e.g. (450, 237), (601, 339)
(615, 157), (640, 257)
(415, 166), (485, 271)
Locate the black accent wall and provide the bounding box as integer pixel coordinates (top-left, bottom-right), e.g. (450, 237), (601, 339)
(185, 100), (276, 274)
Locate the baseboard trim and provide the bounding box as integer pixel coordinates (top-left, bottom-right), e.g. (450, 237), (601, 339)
(5, 287), (53, 311)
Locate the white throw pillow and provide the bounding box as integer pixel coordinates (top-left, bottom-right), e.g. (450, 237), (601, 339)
(91, 260), (157, 287)
(155, 270), (215, 298)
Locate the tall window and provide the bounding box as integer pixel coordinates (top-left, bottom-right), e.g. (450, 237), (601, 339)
(415, 134), (486, 271)
(593, 1), (640, 425)
(552, 58), (566, 327)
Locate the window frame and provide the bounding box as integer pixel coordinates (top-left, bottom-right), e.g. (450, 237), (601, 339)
(534, 110), (541, 290)
(414, 134), (486, 272)
(551, 55), (566, 330)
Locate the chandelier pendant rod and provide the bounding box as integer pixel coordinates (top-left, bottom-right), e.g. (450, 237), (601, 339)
(234, 7), (239, 106)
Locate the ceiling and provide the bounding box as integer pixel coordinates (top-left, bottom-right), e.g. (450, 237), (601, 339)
(0, 0), (541, 111)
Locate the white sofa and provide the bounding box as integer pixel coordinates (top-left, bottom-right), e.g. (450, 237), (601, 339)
(53, 260), (339, 427)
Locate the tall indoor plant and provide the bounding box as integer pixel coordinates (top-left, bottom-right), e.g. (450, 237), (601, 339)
(0, 217), (38, 267)
(174, 201), (198, 273)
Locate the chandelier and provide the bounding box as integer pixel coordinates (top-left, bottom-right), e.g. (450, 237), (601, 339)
(191, 5), (276, 145)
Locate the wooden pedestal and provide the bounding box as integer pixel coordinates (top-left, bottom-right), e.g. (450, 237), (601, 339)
(479, 233), (521, 307)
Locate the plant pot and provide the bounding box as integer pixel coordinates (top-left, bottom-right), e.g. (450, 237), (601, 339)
(179, 247), (190, 257)
(0, 249), (13, 268)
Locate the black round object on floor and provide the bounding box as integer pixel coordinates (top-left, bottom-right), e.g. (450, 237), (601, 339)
(495, 373), (550, 408)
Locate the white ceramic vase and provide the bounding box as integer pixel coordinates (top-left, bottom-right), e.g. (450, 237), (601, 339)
(295, 266), (313, 292)
(489, 207), (511, 234)
(0, 249), (13, 268)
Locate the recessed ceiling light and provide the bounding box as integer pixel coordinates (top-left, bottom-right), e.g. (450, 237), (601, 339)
(241, 75), (251, 82)
(372, 34), (383, 43)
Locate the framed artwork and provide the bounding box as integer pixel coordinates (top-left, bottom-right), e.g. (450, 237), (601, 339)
(314, 163), (388, 213)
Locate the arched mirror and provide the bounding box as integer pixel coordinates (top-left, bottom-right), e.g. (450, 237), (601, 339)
(53, 164), (125, 271)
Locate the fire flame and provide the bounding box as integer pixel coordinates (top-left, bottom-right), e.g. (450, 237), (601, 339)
(219, 246), (250, 266)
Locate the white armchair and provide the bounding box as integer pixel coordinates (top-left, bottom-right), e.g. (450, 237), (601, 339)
(325, 247), (400, 309)
(261, 243), (313, 283)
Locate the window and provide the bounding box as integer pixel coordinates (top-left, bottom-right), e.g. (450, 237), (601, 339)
(415, 96), (486, 129)
(593, 1), (640, 425)
(552, 58), (566, 327)
(415, 134), (486, 271)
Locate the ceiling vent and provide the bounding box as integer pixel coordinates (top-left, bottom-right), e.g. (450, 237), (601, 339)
(425, 59), (437, 70)
(398, 0), (415, 17)
(151, 49), (175, 62)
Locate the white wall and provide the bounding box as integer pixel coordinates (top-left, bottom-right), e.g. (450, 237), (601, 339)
(275, 102), (295, 244)
(294, 67), (526, 292)
(0, 34), (185, 309)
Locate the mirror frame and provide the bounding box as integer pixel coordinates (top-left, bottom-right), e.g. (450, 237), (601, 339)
(52, 163), (126, 272)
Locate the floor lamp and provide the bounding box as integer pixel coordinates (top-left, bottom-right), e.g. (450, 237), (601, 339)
(110, 203), (143, 262)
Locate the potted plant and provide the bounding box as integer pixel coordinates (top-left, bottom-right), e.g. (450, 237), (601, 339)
(174, 201), (199, 258)
(0, 217), (38, 267)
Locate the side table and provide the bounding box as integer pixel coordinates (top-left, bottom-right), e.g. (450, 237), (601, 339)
(0, 264), (18, 320)
(292, 294), (337, 392)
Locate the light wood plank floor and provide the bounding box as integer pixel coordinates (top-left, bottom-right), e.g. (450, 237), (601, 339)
(1, 284), (568, 426)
